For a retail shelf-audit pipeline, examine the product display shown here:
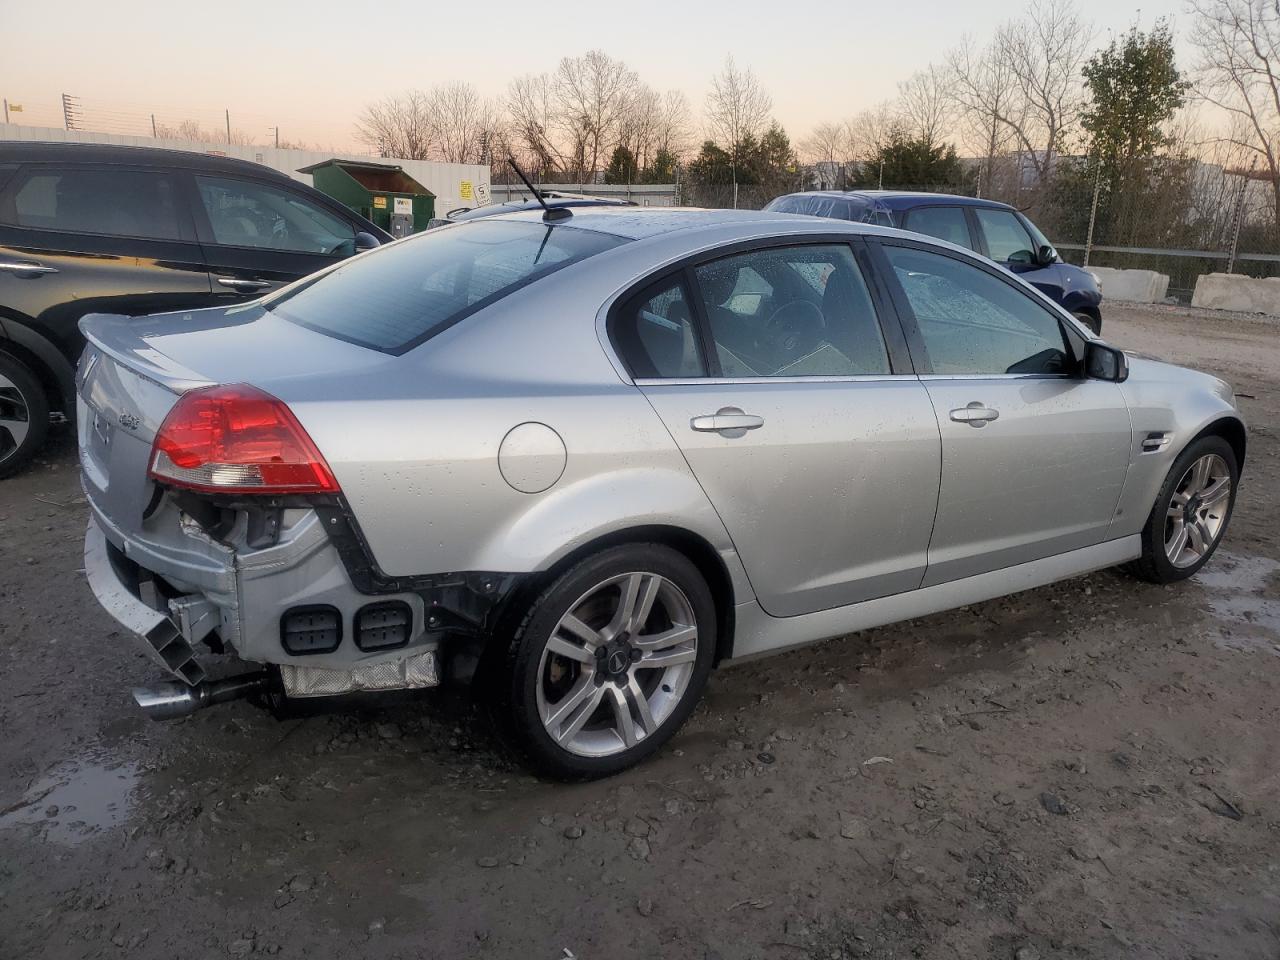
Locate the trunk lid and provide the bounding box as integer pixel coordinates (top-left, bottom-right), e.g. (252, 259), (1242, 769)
(77, 303), (385, 542)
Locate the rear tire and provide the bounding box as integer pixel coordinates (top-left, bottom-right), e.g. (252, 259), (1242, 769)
(1127, 435), (1237, 584)
(491, 543), (716, 780)
(1074, 310), (1102, 335)
(0, 353), (50, 480)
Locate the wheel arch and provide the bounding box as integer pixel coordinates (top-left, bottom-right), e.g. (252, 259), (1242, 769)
(0, 317), (76, 414)
(1187, 414), (1247, 476)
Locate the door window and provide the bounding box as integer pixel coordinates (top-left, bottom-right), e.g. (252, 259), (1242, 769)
(902, 206), (972, 249)
(1, 167), (182, 240)
(195, 176), (354, 255)
(693, 244), (890, 378)
(883, 245), (1070, 376)
(974, 208), (1036, 263)
(610, 277), (705, 378)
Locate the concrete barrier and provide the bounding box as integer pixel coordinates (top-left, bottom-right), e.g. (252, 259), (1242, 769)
(1089, 267), (1170, 303)
(1191, 273), (1280, 316)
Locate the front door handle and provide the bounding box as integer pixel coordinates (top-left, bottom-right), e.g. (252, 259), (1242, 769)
(690, 407), (764, 437)
(949, 402), (1000, 427)
(0, 260), (59, 277)
(216, 277), (273, 291)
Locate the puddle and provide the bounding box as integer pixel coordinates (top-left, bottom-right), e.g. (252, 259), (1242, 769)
(0, 758), (140, 845)
(1195, 552), (1280, 656)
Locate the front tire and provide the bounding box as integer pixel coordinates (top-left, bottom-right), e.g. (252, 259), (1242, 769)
(1074, 310), (1102, 335)
(492, 543), (716, 780)
(0, 353), (50, 480)
(1128, 435), (1238, 583)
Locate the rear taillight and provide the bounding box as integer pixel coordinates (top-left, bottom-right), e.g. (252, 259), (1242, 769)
(148, 384), (339, 495)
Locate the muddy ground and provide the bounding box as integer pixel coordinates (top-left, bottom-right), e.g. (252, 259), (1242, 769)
(1, 302), (1278, 960)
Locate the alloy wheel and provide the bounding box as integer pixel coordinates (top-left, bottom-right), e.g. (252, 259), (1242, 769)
(1164, 453), (1231, 568)
(536, 571), (699, 758)
(0, 370), (32, 462)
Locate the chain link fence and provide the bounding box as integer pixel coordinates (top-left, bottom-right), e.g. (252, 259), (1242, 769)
(679, 156), (1280, 302)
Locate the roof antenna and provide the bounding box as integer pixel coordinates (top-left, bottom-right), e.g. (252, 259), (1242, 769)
(507, 158), (572, 222)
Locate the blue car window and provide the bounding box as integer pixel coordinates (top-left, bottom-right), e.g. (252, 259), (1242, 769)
(975, 208), (1036, 263)
(903, 206), (972, 249)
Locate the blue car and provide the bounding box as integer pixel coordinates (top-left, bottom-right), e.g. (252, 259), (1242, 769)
(763, 191), (1103, 333)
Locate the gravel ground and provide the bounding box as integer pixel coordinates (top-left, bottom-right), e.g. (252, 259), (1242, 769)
(1, 302), (1277, 960)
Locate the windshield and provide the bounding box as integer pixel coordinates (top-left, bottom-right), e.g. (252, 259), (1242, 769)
(268, 219), (626, 353)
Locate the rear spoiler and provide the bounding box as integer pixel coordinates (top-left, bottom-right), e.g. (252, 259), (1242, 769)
(78, 313), (215, 394)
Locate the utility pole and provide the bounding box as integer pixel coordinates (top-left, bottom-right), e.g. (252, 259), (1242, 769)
(1227, 157), (1257, 276)
(3, 99), (8, 125)
(225, 109), (231, 143)
(61, 93), (81, 131)
(151, 114), (157, 137)
(1083, 158), (1103, 268)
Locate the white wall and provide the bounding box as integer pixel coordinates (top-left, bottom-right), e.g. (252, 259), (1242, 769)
(0, 123), (489, 220)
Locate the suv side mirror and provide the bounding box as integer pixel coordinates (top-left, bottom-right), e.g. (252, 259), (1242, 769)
(1036, 244), (1057, 266)
(1085, 341), (1128, 382)
(354, 231), (381, 252)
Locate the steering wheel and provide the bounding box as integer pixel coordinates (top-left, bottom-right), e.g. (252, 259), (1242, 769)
(763, 300), (825, 360)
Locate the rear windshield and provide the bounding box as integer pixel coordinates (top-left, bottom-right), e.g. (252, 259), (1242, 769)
(267, 219), (626, 353)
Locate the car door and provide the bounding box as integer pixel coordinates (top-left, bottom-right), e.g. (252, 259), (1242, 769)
(189, 173), (360, 302)
(0, 161), (210, 361)
(872, 239), (1132, 586)
(970, 206), (1066, 303)
(611, 239), (942, 618)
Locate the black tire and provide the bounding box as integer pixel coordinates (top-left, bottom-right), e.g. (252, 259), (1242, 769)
(0, 352), (50, 480)
(1074, 310), (1102, 335)
(1127, 435), (1238, 584)
(491, 543), (717, 780)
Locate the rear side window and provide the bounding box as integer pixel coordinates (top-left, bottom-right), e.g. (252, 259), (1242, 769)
(268, 219), (625, 353)
(902, 206), (971, 249)
(611, 277), (706, 378)
(0, 166), (182, 240)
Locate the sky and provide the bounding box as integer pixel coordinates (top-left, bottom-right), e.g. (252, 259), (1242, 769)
(3, 0), (1191, 153)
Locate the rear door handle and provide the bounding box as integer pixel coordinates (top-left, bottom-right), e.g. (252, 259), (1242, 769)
(690, 407), (764, 437)
(216, 277), (273, 291)
(949, 402), (1000, 427)
(0, 260), (59, 277)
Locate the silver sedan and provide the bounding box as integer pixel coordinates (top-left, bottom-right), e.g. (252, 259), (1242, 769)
(78, 208), (1245, 779)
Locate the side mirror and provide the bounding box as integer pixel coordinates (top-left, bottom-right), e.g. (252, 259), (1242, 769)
(1037, 244), (1057, 266)
(354, 231), (381, 252)
(1085, 341), (1128, 382)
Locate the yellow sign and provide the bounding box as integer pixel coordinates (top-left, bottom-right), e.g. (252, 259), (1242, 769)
(7, 103), (22, 112)
(373, 196), (387, 209)
(460, 180), (473, 201)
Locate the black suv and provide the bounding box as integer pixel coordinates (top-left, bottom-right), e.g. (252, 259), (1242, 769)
(0, 142), (390, 477)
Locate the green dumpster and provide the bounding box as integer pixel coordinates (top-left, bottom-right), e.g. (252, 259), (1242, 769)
(298, 159), (435, 238)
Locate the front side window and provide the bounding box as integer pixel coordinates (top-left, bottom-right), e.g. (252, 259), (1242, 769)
(196, 176), (354, 255)
(883, 245), (1070, 376)
(975, 208), (1036, 263)
(902, 206), (972, 249)
(269, 219), (625, 353)
(1, 167), (182, 240)
(693, 244), (890, 377)
(611, 277), (705, 378)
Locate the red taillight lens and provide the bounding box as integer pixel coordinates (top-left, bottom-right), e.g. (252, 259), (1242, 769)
(148, 384), (340, 495)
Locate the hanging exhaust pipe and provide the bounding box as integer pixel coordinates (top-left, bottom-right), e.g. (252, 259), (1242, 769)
(132, 671), (271, 721)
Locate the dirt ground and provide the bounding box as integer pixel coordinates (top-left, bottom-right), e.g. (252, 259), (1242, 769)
(1, 302), (1278, 960)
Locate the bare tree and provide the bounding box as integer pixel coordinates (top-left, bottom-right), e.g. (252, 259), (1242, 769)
(506, 73), (568, 178)
(654, 90), (694, 160)
(898, 66), (953, 147)
(355, 90), (434, 159)
(800, 121), (854, 187)
(1189, 0), (1280, 234)
(947, 35), (1024, 195)
(705, 56), (773, 204)
(428, 82), (499, 165)
(996, 0), (1093, 181)
(553, 50), (638, 181)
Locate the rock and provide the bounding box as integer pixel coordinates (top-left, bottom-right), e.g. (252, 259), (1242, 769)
(663, 799), (681, 816)
(476, 856), (500, 868)
(624, 817), (651, 838)
(367, 918), (385, 935)
(539, 815), (555, 827)
(1015, 946), (1041, 960)
(563, 825), (584, 840)
(757, 751), (776, 765)
(726, 739), (746, 752)
(994, 792), (1015, 806)
(227, 939), (254, 956)
(287, 875), (313, 893)
(1040, 792), (1068, 816)
(839, 817), (868, 840)
(44, 805), (58, 818)
(375, 723), (401, 740)
(636, 897), (655, 917)
(627, 837), (651, 860)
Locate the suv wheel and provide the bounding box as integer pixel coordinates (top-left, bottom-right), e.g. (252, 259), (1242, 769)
(493, 543), (716, 780)
(0, 353), (49, 480)
(1128, 435), (1238, 583)
(1074, 310), (1102, 335)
